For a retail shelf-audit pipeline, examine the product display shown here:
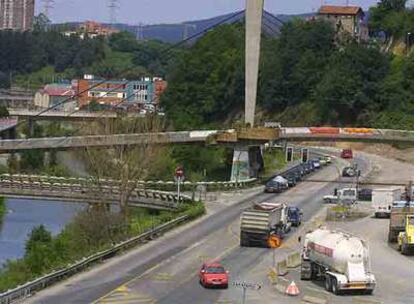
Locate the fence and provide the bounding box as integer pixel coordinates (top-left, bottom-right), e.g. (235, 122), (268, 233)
(0, 174), (258, 193)
(0, 215), (189, 304)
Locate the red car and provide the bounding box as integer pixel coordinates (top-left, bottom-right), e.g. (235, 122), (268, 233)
(199, 262), (229, 288)
(341, 149), (353, 159)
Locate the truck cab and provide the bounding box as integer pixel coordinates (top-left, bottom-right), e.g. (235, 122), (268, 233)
(323, 188), (357, 205)
(398, 214), (414, 254)
(287, 207), (303, 227)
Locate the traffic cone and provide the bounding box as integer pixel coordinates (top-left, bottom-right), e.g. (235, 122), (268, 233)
(285, 280), (300, 296)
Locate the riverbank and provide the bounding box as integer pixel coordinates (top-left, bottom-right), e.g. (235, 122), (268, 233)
(0, 201), (204, 293)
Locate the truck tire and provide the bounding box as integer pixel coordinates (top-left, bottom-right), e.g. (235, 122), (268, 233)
(388, 230), (398, 243)
(401, 244), (408, 255)
(240, 233), (250, 247)
(331, 277), (340, 295)
(300, 261), (312, 280)
(325, 275), (332, 292)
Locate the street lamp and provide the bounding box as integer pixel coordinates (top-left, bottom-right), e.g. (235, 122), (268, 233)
(407, 32), (412, 55)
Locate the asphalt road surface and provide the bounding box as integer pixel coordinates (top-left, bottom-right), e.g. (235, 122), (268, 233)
(25, 153), (362, 304)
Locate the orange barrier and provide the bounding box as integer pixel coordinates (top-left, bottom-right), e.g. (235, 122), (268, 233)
(342, 128), (374, 134)
(309, 127), (340, 134)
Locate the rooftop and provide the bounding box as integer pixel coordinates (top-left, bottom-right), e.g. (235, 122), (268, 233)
(318, 5), (364, 16)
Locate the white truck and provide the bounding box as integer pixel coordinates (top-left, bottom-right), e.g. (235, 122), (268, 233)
(323, 188), (357, 205)
(240, 202), (291, 247)
(372, 188), (402, 218)
(301, 228), (376, 295)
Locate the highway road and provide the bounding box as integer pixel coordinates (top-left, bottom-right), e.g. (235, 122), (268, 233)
(269, 152), (414, 304)
(25, 154), (364, 304)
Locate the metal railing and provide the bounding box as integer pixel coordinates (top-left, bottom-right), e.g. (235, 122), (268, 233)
(0, 174), (258, 192)
(0, 215), (190, 304)
(0, 175), (193, 209)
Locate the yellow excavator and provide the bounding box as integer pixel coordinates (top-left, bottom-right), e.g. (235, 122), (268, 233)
(398, 214), (414, 255)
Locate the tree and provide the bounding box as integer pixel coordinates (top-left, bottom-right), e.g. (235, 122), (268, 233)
(83, 116), (165, 217)
(25, 225), (52, 253)
(259, 19), (335, 111)
(0, 105), (9, 117)
(162, 23), (245, 130)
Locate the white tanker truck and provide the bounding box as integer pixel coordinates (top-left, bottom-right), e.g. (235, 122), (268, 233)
(300, 228), (376, 295)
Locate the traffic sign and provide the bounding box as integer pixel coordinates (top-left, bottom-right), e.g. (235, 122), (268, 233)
(175, 166), (184, 178)
(268, 235), (281, 248)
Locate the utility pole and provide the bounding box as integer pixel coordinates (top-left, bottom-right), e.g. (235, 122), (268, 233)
(42, 0), (55, 20)
(108, 0), (120, 25)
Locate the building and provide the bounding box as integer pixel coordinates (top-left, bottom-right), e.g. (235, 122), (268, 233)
(77, 75), (167, 110)
(34, 83), (77, 111)
(317, 5), (368, 41)
(0, 0), (35, 31)
(64, 21), (119, 39)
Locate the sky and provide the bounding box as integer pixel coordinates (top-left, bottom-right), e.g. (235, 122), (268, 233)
(35, 0), (380, 25)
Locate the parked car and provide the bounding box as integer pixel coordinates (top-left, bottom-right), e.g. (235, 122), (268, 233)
(318, 157), (327, 166)
(341, 149), (353, 159)
(283, 174), (297, 187)
(311, 159), (321, 169)
(358, 188), (373, 201)
(199, 261), (229, 288)
(273, 176), (289, 190)
(291, 170), (303, 181)
(264, 180), (283, 193)
(299, 163), (310, 175)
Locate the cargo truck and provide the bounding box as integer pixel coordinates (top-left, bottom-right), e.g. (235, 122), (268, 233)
(372, 188), (402, 218)
(301, 228), (376, 295)
(388, 201), (414, 242)
(398, 214), (414, 254)
(240, 202), (291, 247)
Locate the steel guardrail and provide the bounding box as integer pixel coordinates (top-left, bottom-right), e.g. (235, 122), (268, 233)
(0, 215), (190, 304)
(0, 174), (258, 192)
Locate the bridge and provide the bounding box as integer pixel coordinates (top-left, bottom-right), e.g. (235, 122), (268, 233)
(0, 127), (413, 153)
(8, 109), (144, 120)
(0, 174), (192, 210)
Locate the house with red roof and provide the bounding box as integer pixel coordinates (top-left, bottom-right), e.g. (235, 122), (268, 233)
(317, 5), (368, 41)
(34, 83), (77, 111)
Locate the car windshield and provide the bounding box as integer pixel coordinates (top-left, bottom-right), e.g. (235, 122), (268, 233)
(206, 266), (225, 273)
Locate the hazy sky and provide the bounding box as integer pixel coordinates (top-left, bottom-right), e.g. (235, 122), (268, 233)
(35, 0), (380, 24)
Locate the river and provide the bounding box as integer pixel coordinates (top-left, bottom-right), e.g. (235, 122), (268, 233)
(0, 198), (86, 267)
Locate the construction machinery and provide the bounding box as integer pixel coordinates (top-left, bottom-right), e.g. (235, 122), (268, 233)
(398, 214), (414, 254)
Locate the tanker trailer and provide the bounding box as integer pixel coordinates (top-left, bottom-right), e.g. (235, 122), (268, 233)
(300, 228), (376, 295)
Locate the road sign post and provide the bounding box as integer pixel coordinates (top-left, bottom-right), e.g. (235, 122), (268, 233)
(268, 234), (281, 268)
(174, 167), (185, 203)
(233, 281), (262, 304)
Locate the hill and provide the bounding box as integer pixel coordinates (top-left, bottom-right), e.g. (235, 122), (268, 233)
(56, 11), (314, 43)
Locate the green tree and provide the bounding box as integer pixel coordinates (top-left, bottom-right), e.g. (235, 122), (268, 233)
(162, 23), (245, 129)
(25, 225), (52, 253)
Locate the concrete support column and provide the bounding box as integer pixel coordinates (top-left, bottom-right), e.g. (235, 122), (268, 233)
(230, 145), (264, 181)
(230, 147), (250, 182)
(245, 0), (264, 127)
(28, 118), (35, 138)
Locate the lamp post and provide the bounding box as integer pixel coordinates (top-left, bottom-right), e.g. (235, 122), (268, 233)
(407, 32), (412, 55)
